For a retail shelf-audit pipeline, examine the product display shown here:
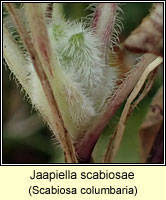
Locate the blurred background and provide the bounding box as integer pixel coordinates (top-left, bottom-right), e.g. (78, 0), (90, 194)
(3, 3), (163, 164)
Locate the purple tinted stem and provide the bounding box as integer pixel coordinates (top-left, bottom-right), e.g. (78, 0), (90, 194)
(75, 54), (157, 163)
(92, 3), (118, 52)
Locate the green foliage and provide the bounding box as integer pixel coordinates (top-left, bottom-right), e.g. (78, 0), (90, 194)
(3, 3), (161, 164)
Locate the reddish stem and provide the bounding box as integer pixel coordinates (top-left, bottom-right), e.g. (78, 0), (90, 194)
(75, 54), (157, 163)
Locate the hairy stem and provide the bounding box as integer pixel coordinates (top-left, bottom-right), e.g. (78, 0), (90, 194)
(5, 3), (77, 163)
(75, 53), (158, 163)
(104, 56), (163, 163)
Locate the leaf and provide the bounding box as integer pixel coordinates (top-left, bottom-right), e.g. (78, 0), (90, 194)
(103, 56), (162, 163)
(124, 3), (163, 56)
(4, 3), (78, 163)
(91, 3), (121, 52)
(75, 53), (159, 163)
(139, 86), (163, 163)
